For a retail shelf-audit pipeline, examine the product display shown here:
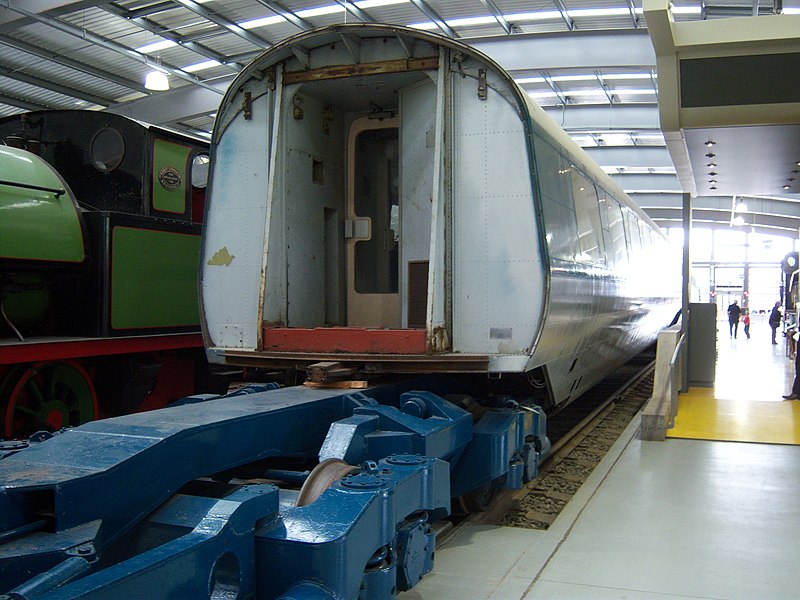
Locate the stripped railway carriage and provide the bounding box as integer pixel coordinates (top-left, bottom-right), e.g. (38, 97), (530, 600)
(202, 23), (679, 408)
(0, 26), (680, 600)
(0, 110), (215, 439)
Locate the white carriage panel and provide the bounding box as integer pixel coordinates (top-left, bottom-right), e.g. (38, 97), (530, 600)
(451, 73), (544, 358)
(202, 88), (272, 351)
(399, 78), (437, 328)
(282, 92), (346, 328)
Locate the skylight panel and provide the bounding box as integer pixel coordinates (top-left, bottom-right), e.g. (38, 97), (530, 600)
(239, 15), (286, 29)
(136, 40), (178, 54)
(514, 76), (546, 84)
(670, 6), (702, 14)
(182, 59), (222, 73)
(296, 4), (347, 18)
(355, 0), (409, 8)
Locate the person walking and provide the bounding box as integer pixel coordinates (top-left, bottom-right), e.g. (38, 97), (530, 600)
(742, 309), (750, 340)
(769, 301), (782, 345)
(727, 300), (742, 338)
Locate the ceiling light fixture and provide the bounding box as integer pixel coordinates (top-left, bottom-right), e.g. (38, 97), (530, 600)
(705, 141), (715, 147)
(708, 171), (718, 176)
(785, 185), (792, 190)
(709, 179), (717, 184)
(707, 163), (717, 168)
(144, 56), (169, 91)
(733, 215), (745, 226)
(706, 153), (716, 158)
(735, 201), (748, 213)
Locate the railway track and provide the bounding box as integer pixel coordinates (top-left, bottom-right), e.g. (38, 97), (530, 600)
(461, 348), (657, 532)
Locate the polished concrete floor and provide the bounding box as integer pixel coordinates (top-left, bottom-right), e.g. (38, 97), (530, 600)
(401, 316), (800, 599)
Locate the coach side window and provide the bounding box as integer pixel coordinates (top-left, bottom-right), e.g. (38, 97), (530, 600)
(533, 135), (578, 262)
(606, 198), (628, 267)
(571, 169), (604, 265)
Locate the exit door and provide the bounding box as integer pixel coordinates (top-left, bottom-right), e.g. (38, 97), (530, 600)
(346, 116), (401, 327)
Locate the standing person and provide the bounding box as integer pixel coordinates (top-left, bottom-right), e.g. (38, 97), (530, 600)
(742, 309), (750, 340)
(727, 299), (742, 338)
(769, 301), (782, 345)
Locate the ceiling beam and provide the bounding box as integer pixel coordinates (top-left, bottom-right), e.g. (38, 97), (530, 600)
(543, 104), (660, 131)
(102, 3), (243, 71)
(333, 0), (376, 23)
(0, 35), (150, 94)
(3, 2), (222, 93)
(478, 0), (511, 34)
(409, 0), (458, 38)
(172, 0), (272, 49)
(467, 30), (654, 71)
(0, 64), (110, 106)
(552, 0), (575, 31)
(253, 0), (313, 31)
(0, 93), (51, 111)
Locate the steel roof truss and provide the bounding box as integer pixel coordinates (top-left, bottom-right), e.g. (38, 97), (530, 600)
(478, 0), (511, 34)
(333, 0), (377, 23)
(253, 0), (314, 30)
(408, 0), (457, 38)
(4, 3), (220, 93)
(0, 64), (110, 106)
(0, 35), (149, 94)
(552, 0), (575, 31)
(102, 4), (242, 72)
(172, 0), (273, 49)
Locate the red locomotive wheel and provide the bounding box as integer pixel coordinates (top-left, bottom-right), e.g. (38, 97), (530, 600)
(1, 360), (98, 440)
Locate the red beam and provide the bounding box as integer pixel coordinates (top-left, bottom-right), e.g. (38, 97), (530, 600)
(262, 327), (429, 354)
(0, 334), (204, 365)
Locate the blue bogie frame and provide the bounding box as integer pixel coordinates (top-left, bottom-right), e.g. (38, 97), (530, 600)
(0, 378), (549, 599)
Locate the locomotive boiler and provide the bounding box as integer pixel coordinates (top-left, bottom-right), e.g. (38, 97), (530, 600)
(0, 110), (215, 438)
(201, 24), (680, 408)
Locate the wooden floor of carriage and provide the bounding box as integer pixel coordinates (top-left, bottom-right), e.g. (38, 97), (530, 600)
(400, 316), (800, 600)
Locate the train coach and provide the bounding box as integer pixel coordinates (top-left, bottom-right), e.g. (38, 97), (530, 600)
(201, 23), (680, 408)
(0, 25), (682, 600)
(0, 110), (217, 439)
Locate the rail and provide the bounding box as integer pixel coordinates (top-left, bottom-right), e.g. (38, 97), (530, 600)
(641, 326), (686, 441)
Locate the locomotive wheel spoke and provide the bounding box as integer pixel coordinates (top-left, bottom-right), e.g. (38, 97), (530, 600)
(14, 406), (39, 417)
(26, 379), (46, 407)
(2, 361), (99, 440)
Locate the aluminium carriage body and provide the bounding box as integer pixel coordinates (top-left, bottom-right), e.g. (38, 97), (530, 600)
(201, 24), (679, 408)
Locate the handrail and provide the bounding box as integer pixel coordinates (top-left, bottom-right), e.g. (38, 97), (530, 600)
(0, 179), (65, 198)
(642, 327), (686, 440)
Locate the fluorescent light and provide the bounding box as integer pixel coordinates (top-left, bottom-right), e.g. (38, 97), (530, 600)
(182, 59), (222, 73)
(136, 40), (177, 54)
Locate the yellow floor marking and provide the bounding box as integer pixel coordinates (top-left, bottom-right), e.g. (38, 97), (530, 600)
(667, 388), (800, 445)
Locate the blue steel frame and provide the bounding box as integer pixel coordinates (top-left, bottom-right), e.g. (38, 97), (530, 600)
(0, 379), (548, 599)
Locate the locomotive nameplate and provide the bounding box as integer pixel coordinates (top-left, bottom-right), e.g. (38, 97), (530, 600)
(158, 166), (182, 191)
